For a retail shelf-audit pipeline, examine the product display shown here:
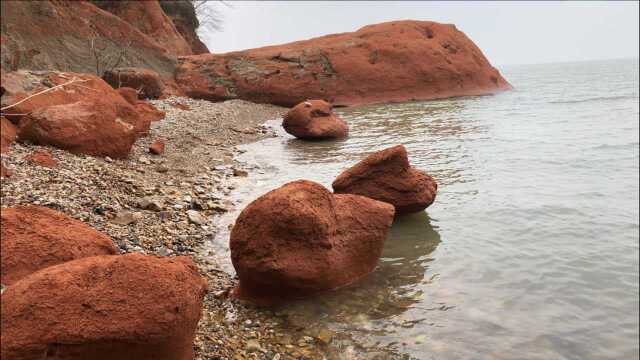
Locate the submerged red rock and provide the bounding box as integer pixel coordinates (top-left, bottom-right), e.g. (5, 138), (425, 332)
(0, 253), (207, 360)
(176, 20), (512, 107)
(0, 206), (118, 285)
(332, 145), (438, 214)
(230, 180), (395, 304)
(283, 100), (349, 139)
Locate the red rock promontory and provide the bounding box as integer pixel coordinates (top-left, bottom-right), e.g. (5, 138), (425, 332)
(230, 180), (395, 304)
(176, 20), (512, 107)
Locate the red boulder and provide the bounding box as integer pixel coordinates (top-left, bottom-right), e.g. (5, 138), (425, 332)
(2, 71), (136, 123)
(117, 87), (166, 126)
(136, 101), (166, 124)
(230, 180), (395, 304)
(332, 145), (438, 214)
(25, 150), (58, 168)
(149, 138), (166, 155)
(283, 100), (349, 139)
(18, 100), (138, 159)
(0, 206), (118, 285)
(103, 67), (165, 99)
(0, 253), (207, 360)
(1, 116), (17, 154)
(117, 87), (140, 105)
(1, 70), (151, 140)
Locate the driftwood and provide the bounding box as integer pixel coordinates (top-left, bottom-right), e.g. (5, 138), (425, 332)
(0, 78), (90, 112)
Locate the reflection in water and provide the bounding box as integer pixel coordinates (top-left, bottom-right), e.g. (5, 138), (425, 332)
(274, 213), (441, 358)
(269, 98), (486, 191)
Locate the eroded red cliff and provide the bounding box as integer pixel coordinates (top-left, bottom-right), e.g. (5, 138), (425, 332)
(0, 0), (208, 76)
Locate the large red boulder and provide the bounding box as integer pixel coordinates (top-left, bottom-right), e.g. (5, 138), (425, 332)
(230, 180), (395, 304)
(18, 100), (138, 159)
(332, 145), (438, 215)
(1, 70), (151, 137)
(176, 20), (512, 107)
(0, 206), (118, 285)
(1, 116), (17, 154)
(103, 67), (165, 99)
(283, 100), (349, 139)
(0, 253), (208, 360)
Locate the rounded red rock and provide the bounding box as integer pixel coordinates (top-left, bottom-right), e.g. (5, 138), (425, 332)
(332, 145), (438, 214)
(0, 206), (119, 285)
(283, 100), (349, 139)
(230, 180), (395, 304)
(0, 253), (207, 360)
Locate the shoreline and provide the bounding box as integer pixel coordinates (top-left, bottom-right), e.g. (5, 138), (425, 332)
(0, 97), (329, 359)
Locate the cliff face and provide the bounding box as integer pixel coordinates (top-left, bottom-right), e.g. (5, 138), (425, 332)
(175, 20), (512, 107)
(159, 0), (209, 55)
(92, 0), (193, 56)
(0, 0), (208, 76)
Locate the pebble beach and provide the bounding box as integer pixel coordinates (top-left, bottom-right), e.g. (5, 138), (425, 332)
(1, 97), (336, 359)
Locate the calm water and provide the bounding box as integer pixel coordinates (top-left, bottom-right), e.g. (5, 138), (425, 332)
(211, 58), (640, 359)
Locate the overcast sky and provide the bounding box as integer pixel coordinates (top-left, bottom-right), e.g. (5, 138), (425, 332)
(197, 1), (639, 66)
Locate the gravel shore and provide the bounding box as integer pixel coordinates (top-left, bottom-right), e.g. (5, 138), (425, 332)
(0, 97), (332, 359)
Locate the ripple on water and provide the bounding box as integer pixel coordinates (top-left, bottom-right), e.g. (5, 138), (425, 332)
(210, 59), (639, 359)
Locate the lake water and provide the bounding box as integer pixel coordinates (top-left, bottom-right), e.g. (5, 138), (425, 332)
(211, 58), (639, 359)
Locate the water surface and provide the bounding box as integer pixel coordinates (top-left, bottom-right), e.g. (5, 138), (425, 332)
(212, 58), (640, 359)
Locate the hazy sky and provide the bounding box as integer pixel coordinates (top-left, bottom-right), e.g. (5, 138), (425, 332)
(197, 1), (639, 66)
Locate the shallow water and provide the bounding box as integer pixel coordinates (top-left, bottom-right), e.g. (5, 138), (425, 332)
(211, 58), (639, 359)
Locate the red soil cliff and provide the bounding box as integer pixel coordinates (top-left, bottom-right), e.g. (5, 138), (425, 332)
(92, 0), (193, 57)
(0, 1), (207, 76)
(176, 20), (512, 107)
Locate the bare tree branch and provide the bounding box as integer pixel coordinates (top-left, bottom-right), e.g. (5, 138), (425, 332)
(89, 35), (130, 77)
(190, 0), (229, 32)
